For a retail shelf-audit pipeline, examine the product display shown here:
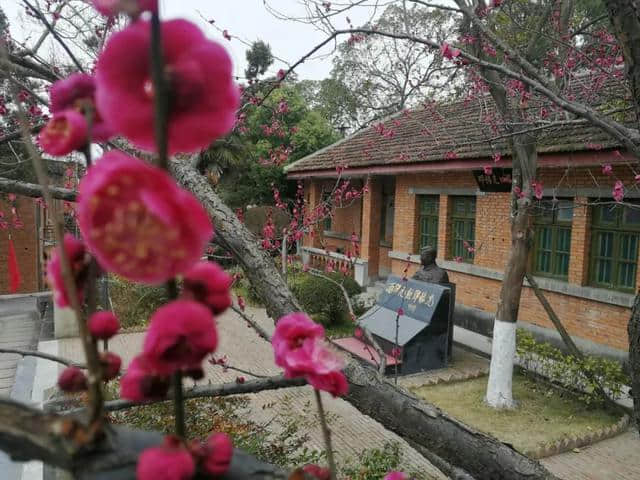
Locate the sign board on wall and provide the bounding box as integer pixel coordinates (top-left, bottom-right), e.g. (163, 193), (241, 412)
(472, 167), (513, 192)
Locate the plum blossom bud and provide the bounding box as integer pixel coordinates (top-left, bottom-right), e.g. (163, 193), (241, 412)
(182, 261), (232, 314)
(100, 351), (121, 381)
(88, 311), (120, 340)
(58, 366), (87, 392)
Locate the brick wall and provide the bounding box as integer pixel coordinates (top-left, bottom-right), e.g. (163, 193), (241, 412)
(0, 196), (41, 294)
(303, 164), (639, 352)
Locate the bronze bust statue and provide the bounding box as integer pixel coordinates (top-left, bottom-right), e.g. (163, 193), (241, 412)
(412, 246), (449, 285)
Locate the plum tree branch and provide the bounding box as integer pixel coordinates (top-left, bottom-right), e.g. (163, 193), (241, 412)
(0, 348), (86, 369)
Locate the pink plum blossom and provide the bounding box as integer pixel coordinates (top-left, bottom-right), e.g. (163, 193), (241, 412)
(38, 110), (87, 156)
(602, 164), (613, 175)
(272, 312), (324, 369)
(47, 234), (89, 308)
(440, 43), (461, 60)
(384, 472), (408, 480)
(95, 19), (239, 154)
(88, 311), (120, 340)
(303, 464), (331, 480)
(203, 433), (233, 476)
(532, 181), (544, 200)
(77, 151), (212, 284)
(58, 366), (87, 392)
(483, 165), (493, 175)
(49, 73), (113, 141)
(182, 261), (232, 314)
(137, 436), (194, 480)
(307, 370), (349, 397)
(613, 180), (625, 203)
(120, 354), (170, 402)
(143, 300), (217, 374)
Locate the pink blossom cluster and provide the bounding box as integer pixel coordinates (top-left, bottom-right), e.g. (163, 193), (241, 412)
(40, 15), (238, 157)
(136, 433), (233, 480)
(58, 310), (122, 391)
(374, 122), (396, 138)
(272, 313), (348, 397)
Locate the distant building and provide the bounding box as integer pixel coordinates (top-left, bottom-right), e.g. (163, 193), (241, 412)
(286, 92), (636, 361)
(0, 161), (80, 295)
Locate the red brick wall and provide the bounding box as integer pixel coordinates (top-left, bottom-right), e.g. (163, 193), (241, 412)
(386, 166), (637, 351)
(303, 164), (639, 351)
(0, 196), (41, 294)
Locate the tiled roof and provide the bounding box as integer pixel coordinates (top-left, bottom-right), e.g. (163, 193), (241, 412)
(286, 75), (631, 174)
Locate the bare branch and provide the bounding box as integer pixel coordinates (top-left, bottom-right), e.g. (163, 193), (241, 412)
(54, 375), (307, 414)
(0, 348), (85, 369)
(0, 177), (77, 201)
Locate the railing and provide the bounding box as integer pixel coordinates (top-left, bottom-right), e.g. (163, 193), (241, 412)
(301, 246), (369, 286)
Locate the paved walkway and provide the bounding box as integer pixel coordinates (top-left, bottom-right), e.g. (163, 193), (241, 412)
(0, 296), (41, 396)
(0, 295), (43, 480)
(50, 305), (640, 479)
(57, 306), (448, 478)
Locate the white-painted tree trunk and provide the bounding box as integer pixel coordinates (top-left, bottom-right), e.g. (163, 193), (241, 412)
(486, 319), (517, 409)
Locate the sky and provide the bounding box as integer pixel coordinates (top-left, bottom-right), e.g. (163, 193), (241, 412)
(3, 0), (385, 81)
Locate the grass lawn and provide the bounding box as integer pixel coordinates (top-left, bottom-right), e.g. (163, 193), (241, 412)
(411, 374), (623, 456)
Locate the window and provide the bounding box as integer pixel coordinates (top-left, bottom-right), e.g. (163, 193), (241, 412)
(450, 196), (476, 262)
(418, 195), (439, 251)
(321, 191), (332, 231)
(590, 202), (640, 291)
(380, 179), (395, 246)
(531, 199), (573, 280)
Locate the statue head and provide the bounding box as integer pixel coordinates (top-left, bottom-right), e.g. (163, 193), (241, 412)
(420, 246), (437, 267)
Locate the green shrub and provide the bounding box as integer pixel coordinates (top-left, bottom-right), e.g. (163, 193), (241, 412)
(516, 329), (629, 405)
(108, 391), (324, 469)
(324, 271), (362, 297)
(108, 276), (169, 329)
(341, 442), (422, 480)
(289, 272), (359, 326)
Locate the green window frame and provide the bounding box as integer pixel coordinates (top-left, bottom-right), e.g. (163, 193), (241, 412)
(531, 199), (573, 280)
(450, 196), (476, 262)
(418, 195), (439, 251)
(321, 191), (332, 231)
(590, 202), (640, 292)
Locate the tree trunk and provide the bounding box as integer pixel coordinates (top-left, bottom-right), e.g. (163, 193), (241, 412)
(486, 190), (533, 408)
(629, 294), (640, 431)
(170, 160), (560, 480)
(604, 0), (640, 433)
(604, 0), (640, 127)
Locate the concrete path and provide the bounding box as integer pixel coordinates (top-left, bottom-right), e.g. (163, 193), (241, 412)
(0, 295), (43, 480)
(0, 296), (40, 396)
(541, 430), (640, 480)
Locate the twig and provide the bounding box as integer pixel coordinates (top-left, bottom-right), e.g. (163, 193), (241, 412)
(314, 389), (337, 480)
(0, 348), (85, 369)
(58, 375), (307, 414)
(23, 0), (85, 72)
(231, 305), (272, 342)
(150, 10), (170, 169)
